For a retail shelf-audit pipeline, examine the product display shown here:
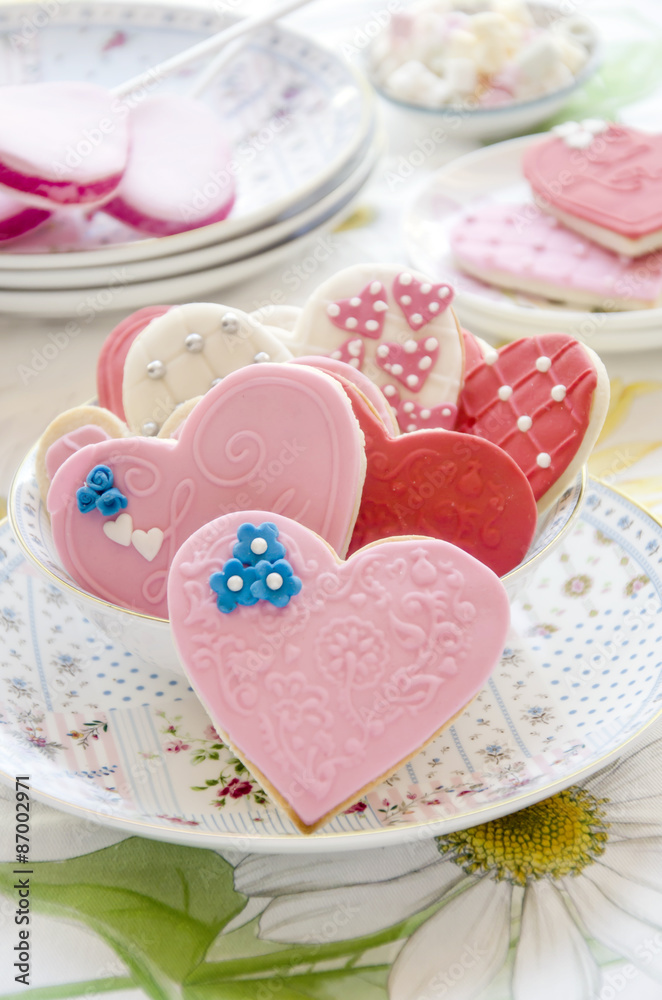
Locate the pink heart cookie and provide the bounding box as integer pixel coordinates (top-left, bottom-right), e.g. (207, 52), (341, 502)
(293, 356), (399, 435)
(0, 82), (129, 206)
(168, 511), (510, 832)
(291, 264), (465, 431)
(522, 123), (662, 256)
(451, 203), (662, 309)
(392, 273), (454, 330)
(48, 364), (366, 618)
(456, 333), (609, 510)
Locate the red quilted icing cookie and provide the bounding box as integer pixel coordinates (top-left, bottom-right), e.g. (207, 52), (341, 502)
(523, 123), (662, 256)
(97, 306), (171, 421)
(456, 333), (609, 510)
(338, 378), (537, 575)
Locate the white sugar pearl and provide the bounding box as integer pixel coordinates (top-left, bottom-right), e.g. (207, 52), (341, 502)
(370, 281), (381, 294)
(250, 538), (268, 555)
(374, 300), (388, 312)
(439, 287), (450, 298)
(266, 572), (283, 591)
(407, 423), (417, 432)
(377, 344), (389, 357)
(536, 356), (552, 372)
(366, 319), (379, 331)
(424, 338), (437, 351)
(403, 401), (415, 413)
(484, 349), (498, 365)
(404, 340), (418, 353)
(383, 385), (397, 397)
(551, 384), (567, 401)
(349, 358), (360, 368)
(421, 409), (431, 419)
(420, 283), (431, 294)
(327, 303), (340, 317)
(406, 375), (419, 388)
(391, 364), (404, 376)
(345, 317), (358, 329)
(442, 407), (452, 417)
(498, 385), (513, 401)
(348, 340), (361, 356)
(418, 356), (432, 370)
(227, 575), (244, 593)
(400, 295), (412, 306)
(399, 273), (412, 285)
(350, 297), (361, 307)
(537, 453), (552, 468)
(411, 313), (423, 326)
(517, 415), (532, 432)
(429, 302), (440, 313)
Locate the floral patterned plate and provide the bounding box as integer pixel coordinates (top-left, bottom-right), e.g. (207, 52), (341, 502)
(0, 479), (661, 853)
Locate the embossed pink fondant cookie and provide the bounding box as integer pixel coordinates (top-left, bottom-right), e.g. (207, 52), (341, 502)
(523, 122), (662, 256)
(291, 265), (464, 433)
(168, 511), (510, 832)
(48, 365), (366, 618)
(451, 204), (662, 309)
(456, 333), (609, 511)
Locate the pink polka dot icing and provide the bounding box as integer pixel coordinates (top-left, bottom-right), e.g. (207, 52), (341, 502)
(450, 203), (662, 306)
(168, 510), (510, 832)
(47, 364), (366, 618)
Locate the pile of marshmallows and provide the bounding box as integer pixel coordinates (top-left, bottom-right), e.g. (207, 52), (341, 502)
(370, 0), (593, 109)
(0, 82), (234, 242)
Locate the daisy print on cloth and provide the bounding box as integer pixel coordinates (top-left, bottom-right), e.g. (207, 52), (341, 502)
(290, 264), (464, 434)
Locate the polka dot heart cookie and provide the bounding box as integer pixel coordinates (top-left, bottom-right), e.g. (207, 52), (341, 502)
(291, 264), (463, 433)
(456, 332), (609, 511)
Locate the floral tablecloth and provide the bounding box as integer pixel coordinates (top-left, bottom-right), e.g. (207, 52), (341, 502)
(2, 1), (662, 998)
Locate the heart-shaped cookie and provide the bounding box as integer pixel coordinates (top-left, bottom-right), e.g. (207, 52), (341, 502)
(341, 379), (537, 575)
(455, 332), (609, 510)
(451, 203), (662, 309)
(0, 81), (129, 206)
(48, 364), (366, 618)
(97, 306), (172, 421)
(122, 303), (294, 435)
(522, 123), (662, 256)
(291, 264), (464, 431)
(168, 511), (510, 832)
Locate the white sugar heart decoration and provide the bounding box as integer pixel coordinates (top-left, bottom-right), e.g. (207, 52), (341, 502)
(103, 513), (133, 547)
(169, 510), (510, 833)
(132, 527), (164, 562)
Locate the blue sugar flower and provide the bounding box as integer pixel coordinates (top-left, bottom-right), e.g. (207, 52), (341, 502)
(210, 558), (259, 614)
(76, 485), (99, 513)
(95, 488), (128, 517)
(251, 558), (302, 609)
(86, 465), (114, 493)
(233, 522), (285, 566)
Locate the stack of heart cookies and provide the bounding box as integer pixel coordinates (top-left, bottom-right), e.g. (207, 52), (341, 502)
(36, 263), (609, 831)
(450, 121), (662, 310)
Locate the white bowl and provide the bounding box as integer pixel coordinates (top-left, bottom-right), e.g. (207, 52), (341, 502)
(8, 442), (585, 674)
(368, 2), (600, 143)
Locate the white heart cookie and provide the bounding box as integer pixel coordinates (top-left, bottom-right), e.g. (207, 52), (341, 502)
(290, 265), (464, 431)
(122, 302), (294, 435)
(131, 527), (164, 562)
(103, 512), (133, 547)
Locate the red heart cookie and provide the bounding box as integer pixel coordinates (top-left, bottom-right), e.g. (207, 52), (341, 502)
(326, 280), (388, 338)
(455, 333), (609, 510)
(169, 510), (510, 832)
(338, 380), (537, 575)
(48, 364), (366, 618)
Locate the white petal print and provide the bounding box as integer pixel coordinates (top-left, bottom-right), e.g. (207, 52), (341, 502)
(234, 840), (441, 897)
(565, 876), (662, 981)
(599, 794), (662, 838)
(388, 878), (511, 1000)
(258, 859), (464, 943)
(586, 741), (662, 802)
(598, 838), (662, 893)
(584, 862), (662, 927)
(512, 880), (600, 1000)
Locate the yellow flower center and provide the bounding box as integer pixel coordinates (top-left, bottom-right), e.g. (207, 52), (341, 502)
(436, 787), (610, 886)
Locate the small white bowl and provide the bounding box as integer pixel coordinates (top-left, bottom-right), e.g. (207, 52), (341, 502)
(368, 2), (600, 143)
(8, 442), (585, 674)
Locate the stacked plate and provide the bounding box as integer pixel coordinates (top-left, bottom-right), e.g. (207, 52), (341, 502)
(0, 1), (380, 316)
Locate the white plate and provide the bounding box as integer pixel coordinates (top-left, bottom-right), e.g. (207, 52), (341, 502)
(0, 128), (382, 291)
(0, 0), (375, 268)
(0, 136), (380, 316)
(405, 135), (662, 353)
(1, 479), (661, 853)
